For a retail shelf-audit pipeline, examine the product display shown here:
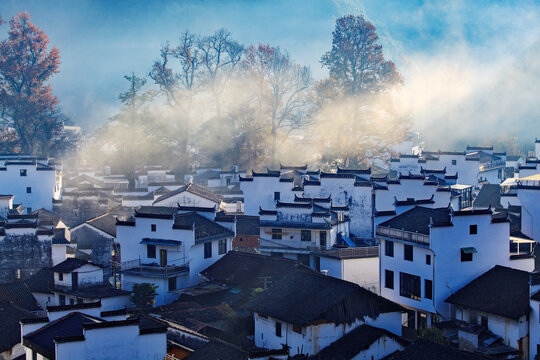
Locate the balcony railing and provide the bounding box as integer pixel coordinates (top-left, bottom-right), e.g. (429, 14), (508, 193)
(310, 246), (378, 259)
(376, 227), (430, 245)
(121, 259), (189, 278)
(479, 160), (505, 172)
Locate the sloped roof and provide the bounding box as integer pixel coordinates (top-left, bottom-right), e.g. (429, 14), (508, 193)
(385, 339), (486, 360)
(185, 339), (248, 360)
(0, 282), (40, 312)
(86, 213), (117, 237)
(249, 271), (403, 327)
(173, 212), (233, 241)
(25, 268), (54, 294)
(51, 258), (101, 273)
(200, 251), (315, 288)
(313, 324), (405, 360)
(473, 184), (502, 209)
(235, 215), (260, 236)
(153, 183), (222, 205)
(378, 206), (452, 235)
(446, 265), (530, 320)
(0, 300), (38, 353)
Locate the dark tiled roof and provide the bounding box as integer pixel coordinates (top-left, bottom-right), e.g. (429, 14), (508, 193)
(446, 265), (530, 320)
(185, 339), (248, 360)
(507, 155), (521, 161)
(86, 213), (117, 237)
(249, 271), (403, 327)
(0, 282), (41, 312)
(260, 220), (332, 230)
(378, 206), (452, 235)
(53, 285), (130, 299)
(473, 184), (502, 209)
(259, 208), (277, 216)
(385, 339), (486, 360)
(0, 300), (38, 353)
(235, 216), (260, 236)
(280, 164), (308, 171)
(153, 183), (222, 205)
(25, 268), (54, 294)
(394, 195), (435, 206)
(178, 205), (216, 213)
(135, 206), (177, 219)
(336, 166), (371, 175)
(200, 251), (315, 288)
(23, 312), (102, 359)
(313, 324), (404, 360)
(173, 212), (233, 241)
(51, 258), (101, 273)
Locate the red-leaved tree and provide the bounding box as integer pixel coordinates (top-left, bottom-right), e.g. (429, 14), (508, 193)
(0, 12), (62, 155)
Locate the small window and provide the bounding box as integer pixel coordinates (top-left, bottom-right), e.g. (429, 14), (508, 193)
(204, 242), (212, 259)
(452, 160), (457, 165)
(168, 276), (177, 291)
(272, 228), (282, 240)
(275, 321), (282, 337)
(26, 187), (31, 194)
(218, 239), (227, 255)
(461, 249), (473, 262)
(426, 254), (431, 265)
(400, 272), (421, 301)
(59, 294), (66, 306)
(320, 231), (327, 247)
(480, 315), (488, 327)
(385, 270), (394, 289)
(274, 192), (280, 201)
(385, 240), (394, 257)
(404, 244), (413, 261)
(151, 224), (156, 232)
(20, 169), (27, 176)
(301, 230), (311, 242)
(425, 279), (433, 299)
(26, 207), (32, 214)
(147, 245), (156, 259)
(69, 298), (75, 305)
(469, 224), (477, 235)
(58, 273), (63, 281)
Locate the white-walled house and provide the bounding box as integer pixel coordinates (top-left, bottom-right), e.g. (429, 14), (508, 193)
(152, 183), (222, 208)
(116, 206), (234, 306)
(445, 265), (530, 358)
(517, 174), (540, 241)
(0, 158), (61, 212)
(21, 311), (167, 360)
(377, 206), (532, 330)
(251, 271), (404, 357)
(50, 258), (131, 311)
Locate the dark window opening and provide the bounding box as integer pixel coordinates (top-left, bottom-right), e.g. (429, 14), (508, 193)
(272, 228), (282, 240)
(461, 249), (473, 262)
(425, 279), (433, 299)
(20, 169), (27, 176)
(26, 187), (31, 193)
(315, 256), (320, 271)
(426, 254), (431, 265)
(58, 273), (63, 281)
(385, 270), (394, 289)
(151, 224), (156, 232)
(147, 244), (156, 259)
(59, 294), (66, 306)
(385, 240), (394, 257)
(301, 230), (311, 242)
(480, 315), (488, 327)
(218, 239), (227, 255)
(469, 224), (477, 235)
(404, 244), (413, 261)
(204, 242), (212, 259)
(275, 322), (282, 337)
(69, 298), (75, 305)
(400, 272), (421, 300)
(320, 231), (327, 247)
(274, 192), (280, 201)
(168, 276), (177, 291)
(452, 160), (457, 165)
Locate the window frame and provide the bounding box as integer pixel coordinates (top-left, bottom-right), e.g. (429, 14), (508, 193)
(147, 244), (156, 259)
(218, 239), (227, 255)
(168, 276), (177, 291)
(400, 272), (421, 301)
(20, 169), (27, 176)
(385, 269), (394, 289)
(275, 321), (282, 337)
(404, 244), (413, 261)
(274, 192), (280, 201)
(319, 231), (327, 247)
(58, 273), (64, 281)
(204, 241), (212, 259)
(151, 224), (157, 232)
(271, 228), (282, 240)
(469, 224), (477, 235)
(426, 254), (431, 265)
(301, 230), (311, 242)
(424, 279), (433, 299)
(26, 187), (32, 194)
(461, 249), (473, 262)
(385, 240), (394, 257)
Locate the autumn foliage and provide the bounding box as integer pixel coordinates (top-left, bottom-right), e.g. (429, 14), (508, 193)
(0, 12), (62, 154)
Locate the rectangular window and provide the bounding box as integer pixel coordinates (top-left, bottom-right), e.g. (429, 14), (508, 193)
(385, 240), (394, 257)
(469, 224), (477, 235)
(274, 192), (280, 201)
(461, 249), (473, 262)
(301, 230), (311, 242)
(58, 273), (63, 281)
(452, 160), (457, 165)
(400, 272), (421, 300)
(204, 242), (212, 259)
(59, 294), (66, 306)
(151, 224), (156, 232)
(275, 321), (282, 337)
(26, 187), (31, 193)
(69, 298), (75, 305)
(426, 254), (431, 265)
(404, 244), (413, 261)
(425, 279), (433, 299)
(320, 231), (327, 247)
(147, 245), (156, 259)
(218, 239), (227, 255)
(26, 207), (32, 214)
(385, 270), (394, 289)
(315, 256), (320, 271)
(272, 228), (282, 240)
(168, 276), (177, 291)
(20, 169), (27, 176)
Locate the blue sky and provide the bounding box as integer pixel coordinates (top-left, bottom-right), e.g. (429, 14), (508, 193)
(2, 0), (540, 146)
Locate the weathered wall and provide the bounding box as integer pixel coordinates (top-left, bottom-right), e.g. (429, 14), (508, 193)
(0, 235), (51, 283)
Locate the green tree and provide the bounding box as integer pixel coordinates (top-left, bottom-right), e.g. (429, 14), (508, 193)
(131, 283), (158, 308)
